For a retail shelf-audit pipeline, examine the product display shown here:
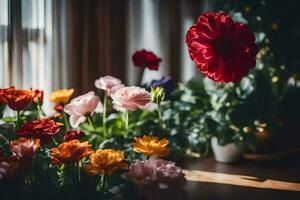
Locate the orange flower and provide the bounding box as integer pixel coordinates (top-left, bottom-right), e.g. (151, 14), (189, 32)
(50, 140), (92, 165)
(0, 87), (15, 104)
(10, 137), (40, 159)
(132, 135), (170, 157)
(4, 89), (33, 111)
(84, 149), (127, 176)
(49, 89), (74, 104)
(0, 156), (20, 180)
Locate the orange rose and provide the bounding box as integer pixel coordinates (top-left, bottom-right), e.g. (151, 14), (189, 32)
(84, 149), (127, 175)
(50, 140), (93, 165)
(4, 89), (33, 111)
(132, 135), (170, 157)
(0, 87), (15, 104)
(10, 137), (40, 159)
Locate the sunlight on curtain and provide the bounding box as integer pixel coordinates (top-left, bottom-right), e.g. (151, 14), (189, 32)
(21, 0), (45, 89)
(127, 0), (165, 85)
(127, 0), (208, 84)
(140, 0), (165, 83)
(180, 16), (196, 82)
(21, 0), (54, 113)
(0, 0), (68, 114)
(180, 1), (198, 82)
(0, 0), (9, 87)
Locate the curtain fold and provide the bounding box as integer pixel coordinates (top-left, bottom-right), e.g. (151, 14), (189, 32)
(127, 0), (207, 84)
(0, 0), (9, 87)
(68, 0), (128, 94)
(0, 0), (208, 113)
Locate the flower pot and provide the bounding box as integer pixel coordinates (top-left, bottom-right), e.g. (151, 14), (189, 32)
(211, 137), (242, 163)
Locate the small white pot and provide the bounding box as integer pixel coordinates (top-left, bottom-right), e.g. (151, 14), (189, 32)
(211, 137), (242, 163)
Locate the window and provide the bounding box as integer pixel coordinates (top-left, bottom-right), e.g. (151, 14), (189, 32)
(0, 0), (46, 88)
(0, 0), (9, 87)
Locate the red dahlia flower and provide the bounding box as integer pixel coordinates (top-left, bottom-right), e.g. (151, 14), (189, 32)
(186, 12), (258, 83)
(132, 49), (162, 71)
(17, 119), (63, 143)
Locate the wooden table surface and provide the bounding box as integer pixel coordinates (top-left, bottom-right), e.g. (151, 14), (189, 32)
(182, 156), (300, 200)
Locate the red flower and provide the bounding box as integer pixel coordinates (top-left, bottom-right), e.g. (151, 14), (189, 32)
(186, 12), (258, 83)
(64, 130), (85, 141)
(132, 49), (162, 71)
(54, 104), (63, 113)
(17, 119), (63, 143)
(32, 89), (44, 105)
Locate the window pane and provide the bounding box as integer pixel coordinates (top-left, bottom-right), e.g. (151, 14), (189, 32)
(0, 0), (8, 26)
(0, 0), (8, 87)
(22, 0), (45, 29)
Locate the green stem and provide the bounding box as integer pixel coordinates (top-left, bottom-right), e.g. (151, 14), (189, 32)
(101, 175), (107, 192)
(157, 104), (166, 130)
(102, 95), (107, 138)
(87, 115), (95, 131)
(124, 110), (129, 137)
(125, 110), (129, 130)
(16, 111), (20, 130)
(52, 137), (58, 146)
(76, 162), (81, 183)
(62, 110), (71, 131)
(36, 97), (43, 119)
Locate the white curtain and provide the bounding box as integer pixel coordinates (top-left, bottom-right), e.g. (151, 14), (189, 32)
(0, 0), (69, 114)
(126, 0), (210, 84)
(0, 0), (210, 113)
(0, 0), (9, 87)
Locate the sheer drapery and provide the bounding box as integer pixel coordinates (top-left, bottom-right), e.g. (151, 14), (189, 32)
(0, 0), (70, 113)
(0, 0), (9, 87)
(0, 0), (208, 113)
(127, 0), (209, 84)
(67, 0), (127, 94)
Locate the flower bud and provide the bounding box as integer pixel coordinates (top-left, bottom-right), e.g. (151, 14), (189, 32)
(151, 87), (165, 104)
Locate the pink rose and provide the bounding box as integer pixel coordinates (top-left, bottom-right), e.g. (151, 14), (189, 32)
(124, 158), (186, 200)
(64, 91), (103, 128)
(111, 86), (157, 112)
(94, 75), (124, 97)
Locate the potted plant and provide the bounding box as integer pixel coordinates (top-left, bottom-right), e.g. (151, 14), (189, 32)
(203, 77), (257, 163)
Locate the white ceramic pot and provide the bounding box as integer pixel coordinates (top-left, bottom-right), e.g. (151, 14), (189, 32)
(211, 137), (242, 163)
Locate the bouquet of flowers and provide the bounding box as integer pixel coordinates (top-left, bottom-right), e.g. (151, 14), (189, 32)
(0, 10), (261, 199)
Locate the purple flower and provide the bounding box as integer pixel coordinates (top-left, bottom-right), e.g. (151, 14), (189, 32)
(124, 158), (186, 200)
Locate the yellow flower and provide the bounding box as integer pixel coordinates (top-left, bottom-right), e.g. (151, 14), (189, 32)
(49, 89), (75, 104)
(84, 149), (127, 176)
(50, 140), (93, 165)
(132, 135), (170, 157)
